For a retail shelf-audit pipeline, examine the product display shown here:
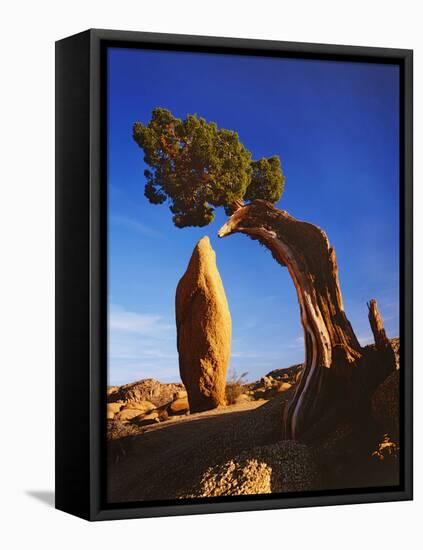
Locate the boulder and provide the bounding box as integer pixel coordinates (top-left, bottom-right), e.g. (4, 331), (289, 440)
(133, 411), (160, 427)
(266, 364), (304, 385)
(158, 408), (169, 422)
(371, 434), (399, 462)
(108, 378), (185, 407)
(277, 382), (292, 393)
(116, 409), (145, 422)
(253, 388), (266, 400)
(390, 337), (400, 369)
(122, 400), (155, 414)
(107, 402), (122, 416)
(169, 397), (190, 415)
(260, 376), (273, 390)
(175, 236), (231, 413)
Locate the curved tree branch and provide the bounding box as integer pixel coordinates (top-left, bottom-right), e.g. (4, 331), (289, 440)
(218, 200), (396, 440)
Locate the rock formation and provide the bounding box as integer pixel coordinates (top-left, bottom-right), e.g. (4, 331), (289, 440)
(218, 200), (396, 440)
(175, 236), (231, 413)
(169, 397), (190, 415)
(183, 440), (320, 497)
(107, 378), (184, 408)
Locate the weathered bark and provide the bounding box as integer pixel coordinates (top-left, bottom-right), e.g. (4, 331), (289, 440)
(218, 200), (396, 440)
(368, 299), (390, 350)
(361, 299), (398, 394)
(227, 198), (246, 215)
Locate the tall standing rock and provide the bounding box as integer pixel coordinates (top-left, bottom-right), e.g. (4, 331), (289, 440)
(175, 236), (231, 413)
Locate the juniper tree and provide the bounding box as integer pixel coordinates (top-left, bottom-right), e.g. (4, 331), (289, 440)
(132, 108), (397, 442)
(133, 108), (285, 228)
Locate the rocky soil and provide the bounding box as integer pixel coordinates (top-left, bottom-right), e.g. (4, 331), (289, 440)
(184, 440), (320, 498)
(107, 379), (189, 440)
(107, 338), (400, 501)
(106, 366), (299, 441)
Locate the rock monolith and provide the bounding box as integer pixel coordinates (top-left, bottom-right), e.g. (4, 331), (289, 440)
(175, 236), (231, 413)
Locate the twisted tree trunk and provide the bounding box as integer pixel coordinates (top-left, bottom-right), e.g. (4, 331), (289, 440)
(218, 200), (396, 440)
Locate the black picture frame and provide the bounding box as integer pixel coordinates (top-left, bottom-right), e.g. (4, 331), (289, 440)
(55, 28), (413, 521)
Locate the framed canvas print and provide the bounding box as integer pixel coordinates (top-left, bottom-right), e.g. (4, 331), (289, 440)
(55, 29), (413, 521)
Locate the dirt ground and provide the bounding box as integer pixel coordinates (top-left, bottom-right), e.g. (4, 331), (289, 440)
(107, 396), (288, 503)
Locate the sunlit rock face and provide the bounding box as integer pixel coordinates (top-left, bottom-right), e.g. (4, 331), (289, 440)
(175, 236), (231, 413)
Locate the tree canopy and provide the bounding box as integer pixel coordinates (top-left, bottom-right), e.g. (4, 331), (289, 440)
(133, 108), (285, 228)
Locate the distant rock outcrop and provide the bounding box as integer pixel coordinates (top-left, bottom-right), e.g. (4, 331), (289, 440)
(266, 363), (304, 385)
(175, 236), (231, 413)
(107, 378), (184, 408)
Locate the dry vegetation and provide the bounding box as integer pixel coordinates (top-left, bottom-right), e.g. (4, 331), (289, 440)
(225, 369), (249, 405)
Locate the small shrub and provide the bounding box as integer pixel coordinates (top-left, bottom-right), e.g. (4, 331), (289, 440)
(226, 368), (249, 405)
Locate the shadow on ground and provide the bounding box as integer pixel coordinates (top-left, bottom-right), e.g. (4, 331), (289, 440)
(108, 395), (288, 503)
(26, 490), (55, 507)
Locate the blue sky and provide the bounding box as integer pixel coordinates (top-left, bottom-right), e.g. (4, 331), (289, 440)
(107, 47), (399, 386)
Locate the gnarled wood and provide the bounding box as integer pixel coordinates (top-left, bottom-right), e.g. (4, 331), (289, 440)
(368, 299), (390, 350)
(218, 200), (396, 440)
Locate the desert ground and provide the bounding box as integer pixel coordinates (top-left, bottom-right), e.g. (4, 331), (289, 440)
(107, 339), (399, 503)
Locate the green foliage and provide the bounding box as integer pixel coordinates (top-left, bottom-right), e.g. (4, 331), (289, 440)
(245, 156), (285, 203)
(133, 108), (285, 228)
